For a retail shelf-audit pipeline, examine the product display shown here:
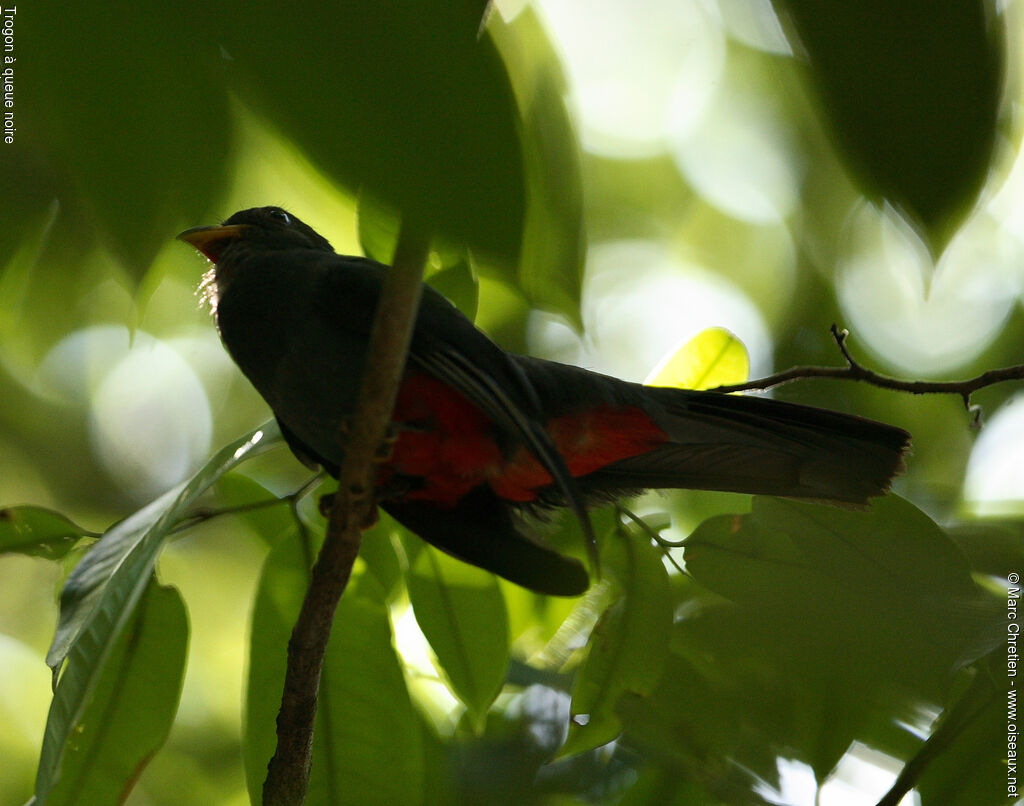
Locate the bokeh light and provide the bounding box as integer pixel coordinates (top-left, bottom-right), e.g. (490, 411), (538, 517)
(717, 0), (791, 54)
(964, 395), (1024, 515)
(575, 239), (771, 381)
(0, 635), (50, 786)
(37, 326), (213, 500)
(771, 747), (919, 806)
(671, 88), (802, 223)
(538, 0), (725, 158)
(837, 203), (1022, 374)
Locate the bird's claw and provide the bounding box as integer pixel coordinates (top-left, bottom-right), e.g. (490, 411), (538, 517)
(374, 423), (399, 464)
(336, 417), (398, 464)
(318, 482), (380, 530)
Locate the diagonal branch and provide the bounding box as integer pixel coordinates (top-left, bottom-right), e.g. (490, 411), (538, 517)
(262, 220), (430, 806)
(709, 324), (1024, 410)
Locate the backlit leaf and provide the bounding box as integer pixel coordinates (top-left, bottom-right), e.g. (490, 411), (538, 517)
(644, 327), (749, 390)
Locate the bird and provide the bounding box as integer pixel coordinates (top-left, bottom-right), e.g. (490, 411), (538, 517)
(179, 206), (910, 596)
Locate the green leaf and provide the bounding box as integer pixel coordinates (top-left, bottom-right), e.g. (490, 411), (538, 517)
(660, 494), (1005, 781)
(244, 530), (424, 806)
(21, 0), (232, 272)
(218, 1), (524, 263)
(490, 6), (586, 321)
(644, 327), (749, 390)
(0, 507), (94, 559)
(355, 513), (405, 601)
(40, 581), (188, 806)
(426, 260), (479, 323)
(45, 421), (281, 677)
(779, 0), (1004, 246)
(406, 545), (510, 727)
(0, 199), (60, 357)
(560, 530), (672, 757)
(0, 149), (62, 279)
(205, 472), (297, 548)
(946, 520), (1024, 579)
(34, 422), (280, 803)
(685, 495), (1003, 672)
(914, 660), (1009, 806)
(356, 191), (402, 265)
(357, 190), (480, 320)
(44, 487), (182, 681)
(617, 678), (781, 805)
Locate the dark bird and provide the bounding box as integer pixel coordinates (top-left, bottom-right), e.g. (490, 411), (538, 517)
(179, 206), (909, 596)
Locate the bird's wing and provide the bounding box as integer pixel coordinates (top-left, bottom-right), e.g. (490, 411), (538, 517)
(316, 256), (599, 573)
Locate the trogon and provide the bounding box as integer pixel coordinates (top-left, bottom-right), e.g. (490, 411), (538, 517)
(179, 206), (910, 596)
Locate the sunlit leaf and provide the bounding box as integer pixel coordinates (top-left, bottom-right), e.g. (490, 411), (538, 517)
(39, 581), (188, 806)
(560, 530), (672, 757)
(644, 327), (749, 390)
(406, 544), (510, 727)
(0, 506), (94, 559)
(244, 531), (424, 806)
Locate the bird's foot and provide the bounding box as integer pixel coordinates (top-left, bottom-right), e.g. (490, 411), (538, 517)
(318, 482), (380, 530)
(336, 417), (399, 465)
(374, 423), (399, 464)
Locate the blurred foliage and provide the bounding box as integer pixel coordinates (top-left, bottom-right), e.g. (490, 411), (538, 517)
(775, 0), (1005, 249)
(2, 1), (1022, 805)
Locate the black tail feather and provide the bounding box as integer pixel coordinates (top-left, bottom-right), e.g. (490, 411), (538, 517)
(580, 388), (909, 504)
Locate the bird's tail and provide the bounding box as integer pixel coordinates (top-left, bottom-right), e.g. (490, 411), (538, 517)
(577, 388), (910, 505)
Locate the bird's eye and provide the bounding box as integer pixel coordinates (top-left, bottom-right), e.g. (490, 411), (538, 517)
(269, 208), (292, 225)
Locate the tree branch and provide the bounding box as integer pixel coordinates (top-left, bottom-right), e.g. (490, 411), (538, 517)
(262, 220), (430, 806)
(709, 324), (1024, 409)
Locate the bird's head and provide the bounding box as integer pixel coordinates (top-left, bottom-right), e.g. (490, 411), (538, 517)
(178, 206), (334, 313)
(177, 206), (333, 263)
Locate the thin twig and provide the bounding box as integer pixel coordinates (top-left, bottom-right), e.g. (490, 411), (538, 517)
(618, 505), (689, 577)
(619, 506), (685, 547)
(170, 474), (325, 535)
(262, 221), (429, 806)
(709, 324), (1024, 409)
